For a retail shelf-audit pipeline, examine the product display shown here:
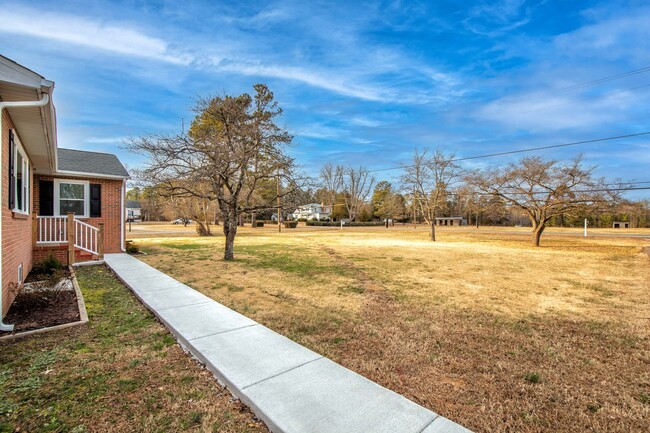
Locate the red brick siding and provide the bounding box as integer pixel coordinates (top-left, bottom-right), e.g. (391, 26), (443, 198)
(34, 175), (125, 255)
(2, 110), (34, 317)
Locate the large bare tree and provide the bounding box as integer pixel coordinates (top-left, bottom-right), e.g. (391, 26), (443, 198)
(127, 84), (296, 260)
(319, 163), (344, 215)
(467, 156), (605, 246)
(342, 166), (375, 221)
(401, 149), (461, 241)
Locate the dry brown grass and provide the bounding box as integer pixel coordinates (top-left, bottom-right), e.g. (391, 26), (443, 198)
(132, 224), (650, 433)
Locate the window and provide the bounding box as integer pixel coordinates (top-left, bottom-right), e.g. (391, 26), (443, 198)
(11, 132), (30, 214)
(54, 180), (89, 217)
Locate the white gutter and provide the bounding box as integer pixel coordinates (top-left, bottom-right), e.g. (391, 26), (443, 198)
(0, 93), (50, 331)
(55, 169), (129, 180)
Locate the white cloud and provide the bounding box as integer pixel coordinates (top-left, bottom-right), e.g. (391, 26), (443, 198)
(215, 60), (393, 102)
(294, 123), (346, 139)
(84, 136), (128, 144)
(349, 116), (385, 127)
(0, 8), (191, 65)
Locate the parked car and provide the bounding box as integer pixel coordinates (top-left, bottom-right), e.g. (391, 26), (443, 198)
(171, 218), (193, 225)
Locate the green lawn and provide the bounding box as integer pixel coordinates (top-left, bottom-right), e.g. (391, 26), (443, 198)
(0, 266), (267, 433)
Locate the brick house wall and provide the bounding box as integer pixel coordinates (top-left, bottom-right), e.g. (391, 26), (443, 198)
(33, 175), (125, 256)
(2, 110), (34, 317)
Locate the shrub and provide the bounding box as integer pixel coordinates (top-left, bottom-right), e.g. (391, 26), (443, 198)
(306, 221), (338, 226)
(284, 221), (298, 228)
(35, 253), (63, 274)
(254, 221), (265, 227)
(126, 244), (140, 254)
(297, 218), (307, 222)
(305, 221), (386, 227)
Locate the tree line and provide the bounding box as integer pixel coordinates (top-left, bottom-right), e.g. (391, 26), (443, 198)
(127, 84), (649, 258)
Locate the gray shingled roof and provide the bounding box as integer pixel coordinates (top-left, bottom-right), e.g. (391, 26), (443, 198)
(57, 148), (129, 178)
(126, 200), (141, 208)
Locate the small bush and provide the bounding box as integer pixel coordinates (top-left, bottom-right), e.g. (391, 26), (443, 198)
(284, 221), (298, 229)
(34, 254), (63, 274)
(253, 221), (264, 227)
(126, 244), (140, 254)
(524, 372), (541, 384)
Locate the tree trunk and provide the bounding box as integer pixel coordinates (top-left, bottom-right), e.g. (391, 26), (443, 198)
(430, 221), (436, 241)
(223, 216), (238, 260)
(532, 223), (545, 246)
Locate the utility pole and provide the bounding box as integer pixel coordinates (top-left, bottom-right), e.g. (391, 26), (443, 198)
(584, 218), (588, 237)
(277, 173), (282, 233)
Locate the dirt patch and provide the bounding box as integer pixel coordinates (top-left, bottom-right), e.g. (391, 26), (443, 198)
(1, 269), (79, 335)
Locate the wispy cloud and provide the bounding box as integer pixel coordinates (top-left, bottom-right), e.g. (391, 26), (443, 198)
(214, 60), (399, 102)
(294, 123), (347, 139)
(84, 136), (129, 144)
(0, 8), (191, 65)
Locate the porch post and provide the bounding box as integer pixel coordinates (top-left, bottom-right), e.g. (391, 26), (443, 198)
(67, 212), (75, 266)
(32, 213), (38, 248)
(98, 223), (105, 260)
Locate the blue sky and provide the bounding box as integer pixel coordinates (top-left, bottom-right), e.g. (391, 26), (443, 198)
(1, 0), (649, 198)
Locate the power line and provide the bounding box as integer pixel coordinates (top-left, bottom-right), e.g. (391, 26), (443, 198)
(556, 66), (650, 92)
(476, 186), (650, 196)
(514, 82), (650, 115)
(499, 65), (650, 104)
(368, 131), (650, 173)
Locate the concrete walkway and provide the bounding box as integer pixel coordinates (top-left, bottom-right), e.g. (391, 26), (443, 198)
(105, 253), (472, 433)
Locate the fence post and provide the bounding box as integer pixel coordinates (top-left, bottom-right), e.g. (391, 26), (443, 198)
(32, 213), (38, 248)
(67, 212), (75, 266)
(98, 223), (105, 260)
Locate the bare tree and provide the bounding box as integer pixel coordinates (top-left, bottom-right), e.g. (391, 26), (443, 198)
(401, 149), (461, 241)
(319, 163), (344, 213)
(467, 156), (605, 246)
(164, 189), (215, 235)
(342, 166), (375, 221)
(127, 84), (296, 260)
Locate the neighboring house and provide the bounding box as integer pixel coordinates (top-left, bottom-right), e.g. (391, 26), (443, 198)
(126, 200), (141, 221)
(1, 55), (129, 327)
(612, 221), (629, 228)
(292, 203), (331, 221)
(434, 217), (467, 226)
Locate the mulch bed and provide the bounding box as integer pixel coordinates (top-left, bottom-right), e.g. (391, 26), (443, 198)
(1, 268), (80, 335)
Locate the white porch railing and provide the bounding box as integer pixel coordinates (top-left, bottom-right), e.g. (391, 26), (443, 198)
(36, 216), (67, 244)
(35, 214), (104, 261)
(74, 219), (99, 255)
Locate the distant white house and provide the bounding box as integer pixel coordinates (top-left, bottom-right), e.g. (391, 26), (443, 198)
(292, 203), (331, 221)
(434, 216), (467, 226)
(126, 200), (142, 221)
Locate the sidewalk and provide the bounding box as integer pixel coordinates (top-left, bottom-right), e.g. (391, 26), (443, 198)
(105, 253), (472, 433)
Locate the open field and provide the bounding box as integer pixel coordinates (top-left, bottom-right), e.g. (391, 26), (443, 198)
(0, 266), (267, 433)
(131, 223), (650, 432)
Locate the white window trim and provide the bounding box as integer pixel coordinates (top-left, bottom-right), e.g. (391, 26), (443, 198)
(12, 133), (30, 215)
(54, 179), (89, 218)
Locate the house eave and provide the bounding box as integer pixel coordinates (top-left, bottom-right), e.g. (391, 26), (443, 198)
(0, 63), (58, 175)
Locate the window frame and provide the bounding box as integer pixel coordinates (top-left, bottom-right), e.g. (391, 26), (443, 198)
(54, 179), (89, 218)
(12, 133), (30, 215)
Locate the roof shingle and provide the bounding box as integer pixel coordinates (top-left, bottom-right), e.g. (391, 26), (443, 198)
(57, 148), (129, 178)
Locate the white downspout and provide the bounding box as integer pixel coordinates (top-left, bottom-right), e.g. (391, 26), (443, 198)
(0, 94), (50, 331)
(121, 179), (126, 252)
